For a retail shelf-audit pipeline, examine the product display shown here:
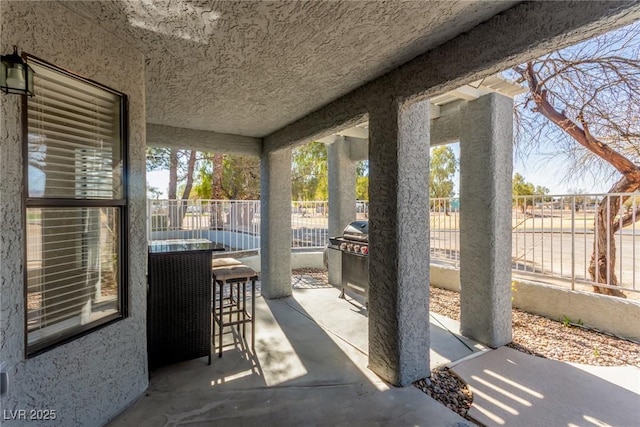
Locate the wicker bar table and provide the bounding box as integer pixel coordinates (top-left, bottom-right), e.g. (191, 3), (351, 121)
(147, 241), (224, 370)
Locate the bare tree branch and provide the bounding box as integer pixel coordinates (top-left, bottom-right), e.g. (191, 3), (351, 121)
(512, 22), (640, 296)
(519, 61), (640, 182)
(612, 205), (640, 233)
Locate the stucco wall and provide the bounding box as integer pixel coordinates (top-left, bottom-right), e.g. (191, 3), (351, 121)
(430, 264), (461, 292)
(264, 2), (640, 152)
(260, 148), (293, 299)
(0, 2), (147, 426)
(146, 123), (261, 156)
(511, 280), (640, 343)
(429, 265), (640, 343)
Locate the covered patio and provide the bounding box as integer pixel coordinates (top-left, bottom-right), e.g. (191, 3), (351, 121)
(111, 273), (640, 426)
(2, 2), (640, 426)
(108, 277), (480, 426)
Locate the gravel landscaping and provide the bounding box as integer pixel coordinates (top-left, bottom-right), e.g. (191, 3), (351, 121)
(429, 285), (640, 367)
(422, 285), (640, 421)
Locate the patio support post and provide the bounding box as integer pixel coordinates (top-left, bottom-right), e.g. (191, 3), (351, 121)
(327, 135), (356, 286)
(459, 92), (513, 347)
(260, 147), (292, 299)
(367, 97), (431, 386)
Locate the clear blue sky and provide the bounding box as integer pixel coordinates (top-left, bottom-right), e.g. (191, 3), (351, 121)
(513, 151), (616, 195)
(446, 142), (616, 197)
(147, 170), (170, 197)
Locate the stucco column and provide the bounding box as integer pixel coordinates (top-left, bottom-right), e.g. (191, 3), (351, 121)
(327, 135), (356, 286)
(260, 148), (292, 299)
(459, 92), (513, 347)
(368, 98), (430, 386)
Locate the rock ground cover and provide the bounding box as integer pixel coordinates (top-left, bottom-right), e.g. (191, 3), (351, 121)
(430, 285), (640, 367)
(291, 269), (640, 422)
(426, 285), (640, 421)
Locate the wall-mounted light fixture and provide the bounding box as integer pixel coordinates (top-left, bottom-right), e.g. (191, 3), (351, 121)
(1, 46), (34, 96)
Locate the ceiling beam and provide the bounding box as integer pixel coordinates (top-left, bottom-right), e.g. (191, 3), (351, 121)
(430, 104), (441, 120)
(335, 126), (369, 139)
(449, 87), (485, 101)
(264, 1), (640, 153)
(147, 123), (262, 156)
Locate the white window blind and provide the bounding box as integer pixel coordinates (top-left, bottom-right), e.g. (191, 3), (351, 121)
(27, 63), (122, 199)
(25, 57), (127, 355)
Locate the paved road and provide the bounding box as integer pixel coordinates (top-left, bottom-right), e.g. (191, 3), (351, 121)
(431, 230), (639, 292)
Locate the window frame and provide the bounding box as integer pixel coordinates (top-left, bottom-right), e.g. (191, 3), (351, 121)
(22, 54), (129, 357)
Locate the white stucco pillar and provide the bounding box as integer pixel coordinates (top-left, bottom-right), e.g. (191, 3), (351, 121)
(459, 92), (513, 347)
(367, 98), (431, 386)
(260, 148), (292, 299)
(327, 135), (356, 286)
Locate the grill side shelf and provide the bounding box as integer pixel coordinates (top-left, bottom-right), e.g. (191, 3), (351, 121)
(329, 237), (343, 247)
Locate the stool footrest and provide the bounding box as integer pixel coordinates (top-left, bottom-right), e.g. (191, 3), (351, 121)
(215, 308), (252, 317)
(214, 316), (252, 327)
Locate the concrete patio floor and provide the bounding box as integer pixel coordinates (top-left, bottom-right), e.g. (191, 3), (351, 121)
(108, 284), (475, 426)
(107, 275), (640, 427)
(451, 346), (640, 427)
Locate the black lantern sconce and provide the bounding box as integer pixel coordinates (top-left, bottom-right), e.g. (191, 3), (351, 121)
(1, 46), (34, 96)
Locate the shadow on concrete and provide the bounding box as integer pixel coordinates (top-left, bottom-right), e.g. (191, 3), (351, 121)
(108, 287), (469, 426)
(429, 313), (485, 368)
(452, 346), (640, 427)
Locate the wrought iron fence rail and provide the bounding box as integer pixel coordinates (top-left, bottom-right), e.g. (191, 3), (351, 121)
(147, 193), (639, 294)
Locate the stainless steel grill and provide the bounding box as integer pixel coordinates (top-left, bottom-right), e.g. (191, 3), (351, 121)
(328, 221), (369, 301)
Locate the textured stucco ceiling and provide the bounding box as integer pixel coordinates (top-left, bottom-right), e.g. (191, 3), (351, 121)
(64, 0), (519, 137)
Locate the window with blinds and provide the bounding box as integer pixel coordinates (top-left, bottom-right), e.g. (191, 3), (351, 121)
(25, 57), (128, 356)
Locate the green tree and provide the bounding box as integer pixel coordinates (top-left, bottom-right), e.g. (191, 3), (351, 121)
(146, 147), (171, 171)
(291, 141), (327, 200)
(512, 173), (549, 213)
(146, 147), (197, 200)
(191, 154), (260, 200)
(535, 185), (551, 202)
(191, 162), (213, 200)
(535, 185), (550, 196)
(146, 147), (197, 228)
(192, 152), (226, 199)
(512, 173), (535, 195)
(191, 153), (225, 227)
(207, 153), (226, 225)
(147, 185), (162, 199)
(221, 155), (260, 200)
(292, 144), (371, 202)
(429, 146), (458, 199)
(355, 160), (369, 201)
